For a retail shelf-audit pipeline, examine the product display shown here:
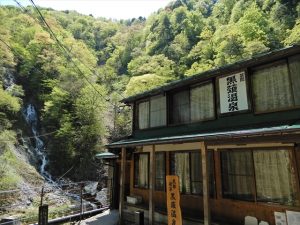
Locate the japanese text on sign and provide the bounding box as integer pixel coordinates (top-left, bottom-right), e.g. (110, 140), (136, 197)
(219, 72), (249, 114)
(166, 175), (182, 225)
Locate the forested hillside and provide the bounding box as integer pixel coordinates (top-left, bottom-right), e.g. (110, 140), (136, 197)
(1, 0), (300, 185)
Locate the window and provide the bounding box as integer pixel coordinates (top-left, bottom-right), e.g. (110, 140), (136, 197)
(252, 58), (300, 113)
(254, 150), (297, 205)
(150, 96), (166, 127)
(138, 101), (149, 129)
(221, 151), (254, 201)
(288, 55), (300, 106)
(221, 149), (298, 206)
(170, 82), (215, 125)
(155, 152), (165, 191)
(190, 83), (215, 121)
(137, 95), (166, 129)
(134, 153), (149, 188)
(171, 90), (190, 124)
(171, 152), (190, 193)
(170, 151), (215, 195)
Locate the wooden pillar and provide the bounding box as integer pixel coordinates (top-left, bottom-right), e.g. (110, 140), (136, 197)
(149, 145), (155, 225)
(201, 142), (211, 225)
(119, 147), (126, 225)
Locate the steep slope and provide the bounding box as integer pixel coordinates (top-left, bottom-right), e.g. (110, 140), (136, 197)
(1, 0), (300, 188)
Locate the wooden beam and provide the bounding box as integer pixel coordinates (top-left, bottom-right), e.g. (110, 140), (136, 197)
(149, 145), (155, 225)
(201, 142), (211, 225)
(119, 147), (126, 225)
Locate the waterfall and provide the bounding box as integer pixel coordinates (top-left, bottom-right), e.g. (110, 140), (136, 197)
(3, 68), (15, 92)
(23, 104), (53, 182)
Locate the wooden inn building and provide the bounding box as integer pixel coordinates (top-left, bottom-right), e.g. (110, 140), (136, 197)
(107, 45), (300, 225)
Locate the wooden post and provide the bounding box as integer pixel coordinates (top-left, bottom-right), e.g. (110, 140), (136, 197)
(149, 145), (155, 225)
(119, 147), (126, 225)
(201, 142), (211, 225)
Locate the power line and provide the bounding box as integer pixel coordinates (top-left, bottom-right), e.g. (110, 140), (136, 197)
(28, 0), (110, 100)
(13, 0), (126, 100)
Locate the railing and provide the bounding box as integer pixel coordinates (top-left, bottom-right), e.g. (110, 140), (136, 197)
(0, 180), (112, 225)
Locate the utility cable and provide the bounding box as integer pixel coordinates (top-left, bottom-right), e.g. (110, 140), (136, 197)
(13, 0), (126, 100)
(29, 0), (110, 100)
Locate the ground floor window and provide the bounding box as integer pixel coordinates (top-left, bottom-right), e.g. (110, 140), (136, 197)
(155, 152), (165, 191)
(134, 153), (149, 188)
(221, 148), (298, 206)
(170, 151), (215, 195)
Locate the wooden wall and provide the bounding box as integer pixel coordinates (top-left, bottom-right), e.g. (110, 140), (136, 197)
(126, 141), (300, 225)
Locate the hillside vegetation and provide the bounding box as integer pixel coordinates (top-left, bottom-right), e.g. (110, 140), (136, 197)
(1, 0), (300, 184)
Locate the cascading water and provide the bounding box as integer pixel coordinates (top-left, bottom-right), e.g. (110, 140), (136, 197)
(3, 70), (101, 211)
(23, 104), (53, 182)
(3, 68), (15, 92)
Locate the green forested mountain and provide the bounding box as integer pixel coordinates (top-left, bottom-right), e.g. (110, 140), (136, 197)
(1, 0), (300, 184)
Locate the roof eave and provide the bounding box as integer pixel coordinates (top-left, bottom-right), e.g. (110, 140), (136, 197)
(122, 45), (300, 104)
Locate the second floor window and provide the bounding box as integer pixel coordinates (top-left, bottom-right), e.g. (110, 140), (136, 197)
(252, 55), (300, 113)
(170, 82), (215, 125)
(138, 95), (166, 129)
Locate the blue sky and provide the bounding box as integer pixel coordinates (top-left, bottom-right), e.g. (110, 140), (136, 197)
(0, 0), (171, 19)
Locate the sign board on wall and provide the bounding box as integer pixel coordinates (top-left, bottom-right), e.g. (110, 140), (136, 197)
(166, 175), (182, 225)
(219, 71), (249, 114)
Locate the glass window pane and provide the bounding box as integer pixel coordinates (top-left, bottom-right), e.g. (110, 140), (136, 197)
(155, 153), (165, 191)
(254, 149), (298, 206)
(221, 151), (254, 201)
(138, 101), (149, 129)
(191, 152), (202, 194)
(170, 152), (191, 193)
(150, 96), (166, 127)
(171, 90), (190, 124)
(252, 62), (294, 112)
(191, 83), (215, 121)
(134, 154), (149, 188)
(288, 55), (300, 106)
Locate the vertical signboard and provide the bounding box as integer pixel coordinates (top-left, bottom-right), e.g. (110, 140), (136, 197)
(166, 175), (182, 225)
(219, 71), (249, 114)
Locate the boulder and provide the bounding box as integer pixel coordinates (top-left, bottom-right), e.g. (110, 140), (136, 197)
(84, 182), (98, 196)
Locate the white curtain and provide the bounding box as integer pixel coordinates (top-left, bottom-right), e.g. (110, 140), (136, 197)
(138, 101), (149, 129)
(221, 151), (253, 199)
(253, 150), (297, 206)
(172, 91), (190, 124)
(150, 95), (166, 127)
(191, 152), (202, 194)
(252, 62), (294, 112)
(174, 153), (191, 193)
(288, 54), (300, 106)
(138, 154), (149, 188)
(191, 83), (214, 122)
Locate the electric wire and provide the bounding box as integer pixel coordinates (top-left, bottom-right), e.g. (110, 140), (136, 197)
(12, 0), (126, 100)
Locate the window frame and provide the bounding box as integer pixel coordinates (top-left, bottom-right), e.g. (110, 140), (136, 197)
(169, 150), (215, 197)
(219, 147), (300, 206)
(135, 95), (167, 130)
(190, 81), (216, 123)
(220, 149), (256, 202)
(250, 59), (300, 115)
(133, 152), (150, 189)
(169, 81), (216, 126)
(155, 152), (166, 191)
